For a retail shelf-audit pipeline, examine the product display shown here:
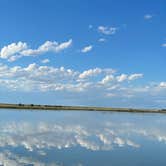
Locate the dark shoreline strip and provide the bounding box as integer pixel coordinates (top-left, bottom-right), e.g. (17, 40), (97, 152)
(0, 103), (165, 114)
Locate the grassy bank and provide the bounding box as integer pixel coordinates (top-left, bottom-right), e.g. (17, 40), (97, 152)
(0, 103), (165, 113)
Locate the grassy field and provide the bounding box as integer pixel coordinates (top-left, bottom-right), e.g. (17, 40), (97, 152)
(0, 103), (165, 113)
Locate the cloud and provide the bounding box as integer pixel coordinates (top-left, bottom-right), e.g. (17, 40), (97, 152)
(116, 74), (128, 82)
(79, 68), (103, 79)
(81, 45), (93, 53)
(0, 63), (165, 108)
(162, 43), (166, 47)
(159, 82), (166, 88)
(144, 14), (153, 20)
(0, 63), (142, 93)
(101, 75), (114, 84)
(0, 39), (72, 61)
(98, 38), (106, 42)
(0, 42), (28, 60)
(41, 58), (50, 64)
(128, 74), (143, 81)
(100, 73), (143, 84)
(98, 26), (117, 35)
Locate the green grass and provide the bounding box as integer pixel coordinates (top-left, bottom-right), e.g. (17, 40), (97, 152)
(0, 103), (165, 113)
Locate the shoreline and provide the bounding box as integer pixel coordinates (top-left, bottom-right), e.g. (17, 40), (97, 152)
(0, 103), (165, 114)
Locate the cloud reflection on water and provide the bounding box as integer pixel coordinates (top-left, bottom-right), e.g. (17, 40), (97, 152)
(0, 111), (166, 165)
(0, 121), (140, 152)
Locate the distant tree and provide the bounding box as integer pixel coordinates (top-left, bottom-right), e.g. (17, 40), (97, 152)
(18, 103), (22, 106)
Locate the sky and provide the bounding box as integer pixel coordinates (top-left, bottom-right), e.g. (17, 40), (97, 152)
(0, 0), (166, 108)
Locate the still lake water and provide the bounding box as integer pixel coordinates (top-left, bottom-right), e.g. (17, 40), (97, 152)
(0, 110), (166, 166)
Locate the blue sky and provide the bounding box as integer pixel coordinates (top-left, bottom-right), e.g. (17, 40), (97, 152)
(0, 0), (166, 108)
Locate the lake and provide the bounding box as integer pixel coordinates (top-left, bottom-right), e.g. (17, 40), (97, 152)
(0, 110), (166, 166)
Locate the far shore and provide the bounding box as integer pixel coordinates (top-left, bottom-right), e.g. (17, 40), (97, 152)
(0, 103), (165, 114)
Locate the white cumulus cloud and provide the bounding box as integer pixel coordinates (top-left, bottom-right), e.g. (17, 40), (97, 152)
(101, 75), (114, 84)
(98, 26), (117, 35)
(79, 68), (103, 79)
(159, 82), (166, 88)
(0, 39), (72, 61)
(41, 58), (50, 64)
(144, 14), (153, 20)
(116, 74), (128, 82)
(81, 45), (93, 53)
(0, 63), (165, 107)
(128, 74), (143, 81)
(98, 38), (106, 42)
(0, 42), (28, 60)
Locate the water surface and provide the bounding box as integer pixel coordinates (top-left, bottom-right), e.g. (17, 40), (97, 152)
(0, 110), (166, 166)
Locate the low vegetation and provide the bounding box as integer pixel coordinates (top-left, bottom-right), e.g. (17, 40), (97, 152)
(0, 103), (165, 113)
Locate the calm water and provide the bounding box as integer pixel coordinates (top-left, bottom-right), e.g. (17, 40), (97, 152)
(0, 110), (166, 166)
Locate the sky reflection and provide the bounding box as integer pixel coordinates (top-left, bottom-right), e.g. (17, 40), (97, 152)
(0, 110), (166, 165)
